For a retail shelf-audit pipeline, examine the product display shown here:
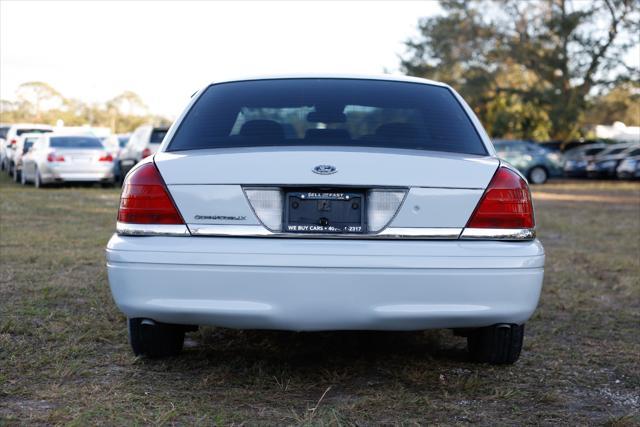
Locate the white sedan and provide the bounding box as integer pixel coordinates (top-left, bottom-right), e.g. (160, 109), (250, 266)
(21, 133), (115, 187)
(106, 75), (544, 364)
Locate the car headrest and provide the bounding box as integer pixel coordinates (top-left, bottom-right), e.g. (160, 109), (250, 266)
(239, 120), (284, 139)
(376, 122), (421, 139)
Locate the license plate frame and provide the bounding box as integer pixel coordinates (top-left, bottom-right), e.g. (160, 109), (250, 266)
(284, 190), (366, 234)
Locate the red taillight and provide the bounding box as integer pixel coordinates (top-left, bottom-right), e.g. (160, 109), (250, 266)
(467, 167), (534, 229)
(46, 152), (65, 162)
(9, 139), (17, 146)
(141, 148), (152, 158)
(117, 162), (184, 224)
(99, 153), (114, 162)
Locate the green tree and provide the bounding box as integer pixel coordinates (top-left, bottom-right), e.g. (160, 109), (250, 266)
(15, 81), (65, 120)
(401, 0), (639, 142)
(0, 83), (169, 134)
(583, 82), (640, 126)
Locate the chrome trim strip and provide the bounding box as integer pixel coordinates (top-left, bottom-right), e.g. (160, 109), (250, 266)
(376, 227), (461, 239)
(189, 224), (462, 239)
(460, 228), (536, 241)
(116, 222), (191, 236)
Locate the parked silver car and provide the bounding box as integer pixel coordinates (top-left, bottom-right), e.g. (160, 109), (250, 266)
(616, 155), (640, 180)
(563, 143), (608, 177)
(1, 123), (53, 173)
(118, 125), (168, 178)
(11, 133), (42, 182)
(20, 133), (115, 187)
(586, 143), (640, 178)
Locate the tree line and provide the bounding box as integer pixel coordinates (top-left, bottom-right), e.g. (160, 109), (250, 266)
(0, 82), (170, 134)
(401, 0), (639, 143)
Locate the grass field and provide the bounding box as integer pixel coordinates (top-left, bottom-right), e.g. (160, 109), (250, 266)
(1, 173), (639, 425)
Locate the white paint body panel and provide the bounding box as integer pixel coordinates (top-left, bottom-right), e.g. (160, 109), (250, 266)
(388, 188), (484, 228)
(155, 147), (499, 188)
(107, 235), (544, 331)
(168, 185), (260, 225)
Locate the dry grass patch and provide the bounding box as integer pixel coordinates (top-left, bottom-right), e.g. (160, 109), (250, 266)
(1, 176), (639, 424)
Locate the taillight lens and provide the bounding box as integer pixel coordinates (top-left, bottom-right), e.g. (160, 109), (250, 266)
(99, 153), (114, 162)
(47, 152), (65, 162)
(141, 148), (152, 158)
(117, 162), (184, 224)
(467, 167), (534, 229)
(10, 139), (17, 146)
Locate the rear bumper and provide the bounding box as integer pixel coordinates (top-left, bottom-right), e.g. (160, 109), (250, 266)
(41, 168), (114, 183)
(106, 235), (545, 331)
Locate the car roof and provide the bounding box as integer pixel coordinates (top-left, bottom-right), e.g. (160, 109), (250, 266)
(597, 143), (637, 154)
(19, 132), (48, 138)
(205, 73), (448, 88)
(8, 123), (54, 129)
(623, 144), (640, 152)
(47, 131), (99, 138)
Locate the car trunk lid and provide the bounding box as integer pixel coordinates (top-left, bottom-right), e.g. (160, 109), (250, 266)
(155, 147), (498, 188)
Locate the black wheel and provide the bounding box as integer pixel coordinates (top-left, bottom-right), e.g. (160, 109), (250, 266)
(528, 166), (548, 185)
(128, 318), (186, 358)
(467, 324), (524, 365)
(12, 165), (20, 182)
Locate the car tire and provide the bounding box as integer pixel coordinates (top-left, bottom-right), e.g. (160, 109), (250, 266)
(467, 323), (524, 365)
(128, 318), (186, 358)
(12, 165), (20, 182)
(528, 166), (548, 185)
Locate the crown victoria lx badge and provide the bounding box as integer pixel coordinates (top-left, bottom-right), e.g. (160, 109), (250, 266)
(313, 164), (337, 175)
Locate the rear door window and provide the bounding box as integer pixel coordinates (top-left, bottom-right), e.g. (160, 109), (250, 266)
(167, 79), (487, 155)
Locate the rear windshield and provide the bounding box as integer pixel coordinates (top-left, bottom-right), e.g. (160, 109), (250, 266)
(584, 148), (604, 156)
(167, 79), (487, 155)
(150, 129), (168, 144)
(17, 128), (51, 136)
(50, 136), (104, 149)
(0, 127), (9, 139)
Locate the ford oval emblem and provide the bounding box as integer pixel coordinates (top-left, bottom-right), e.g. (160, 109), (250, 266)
(312, 164), (337, 175)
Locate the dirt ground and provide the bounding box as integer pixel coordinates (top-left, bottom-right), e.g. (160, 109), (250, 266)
(1, 175), (638, 425)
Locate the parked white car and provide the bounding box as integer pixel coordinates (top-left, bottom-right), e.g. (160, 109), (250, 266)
(118, 125), (168, 178)
(11, 132), (42, 182)
(21, 133), (115, 187)
(106, 75), (544, 364)
(1, 123), (53, 173)
(0, 124), (9, 168)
